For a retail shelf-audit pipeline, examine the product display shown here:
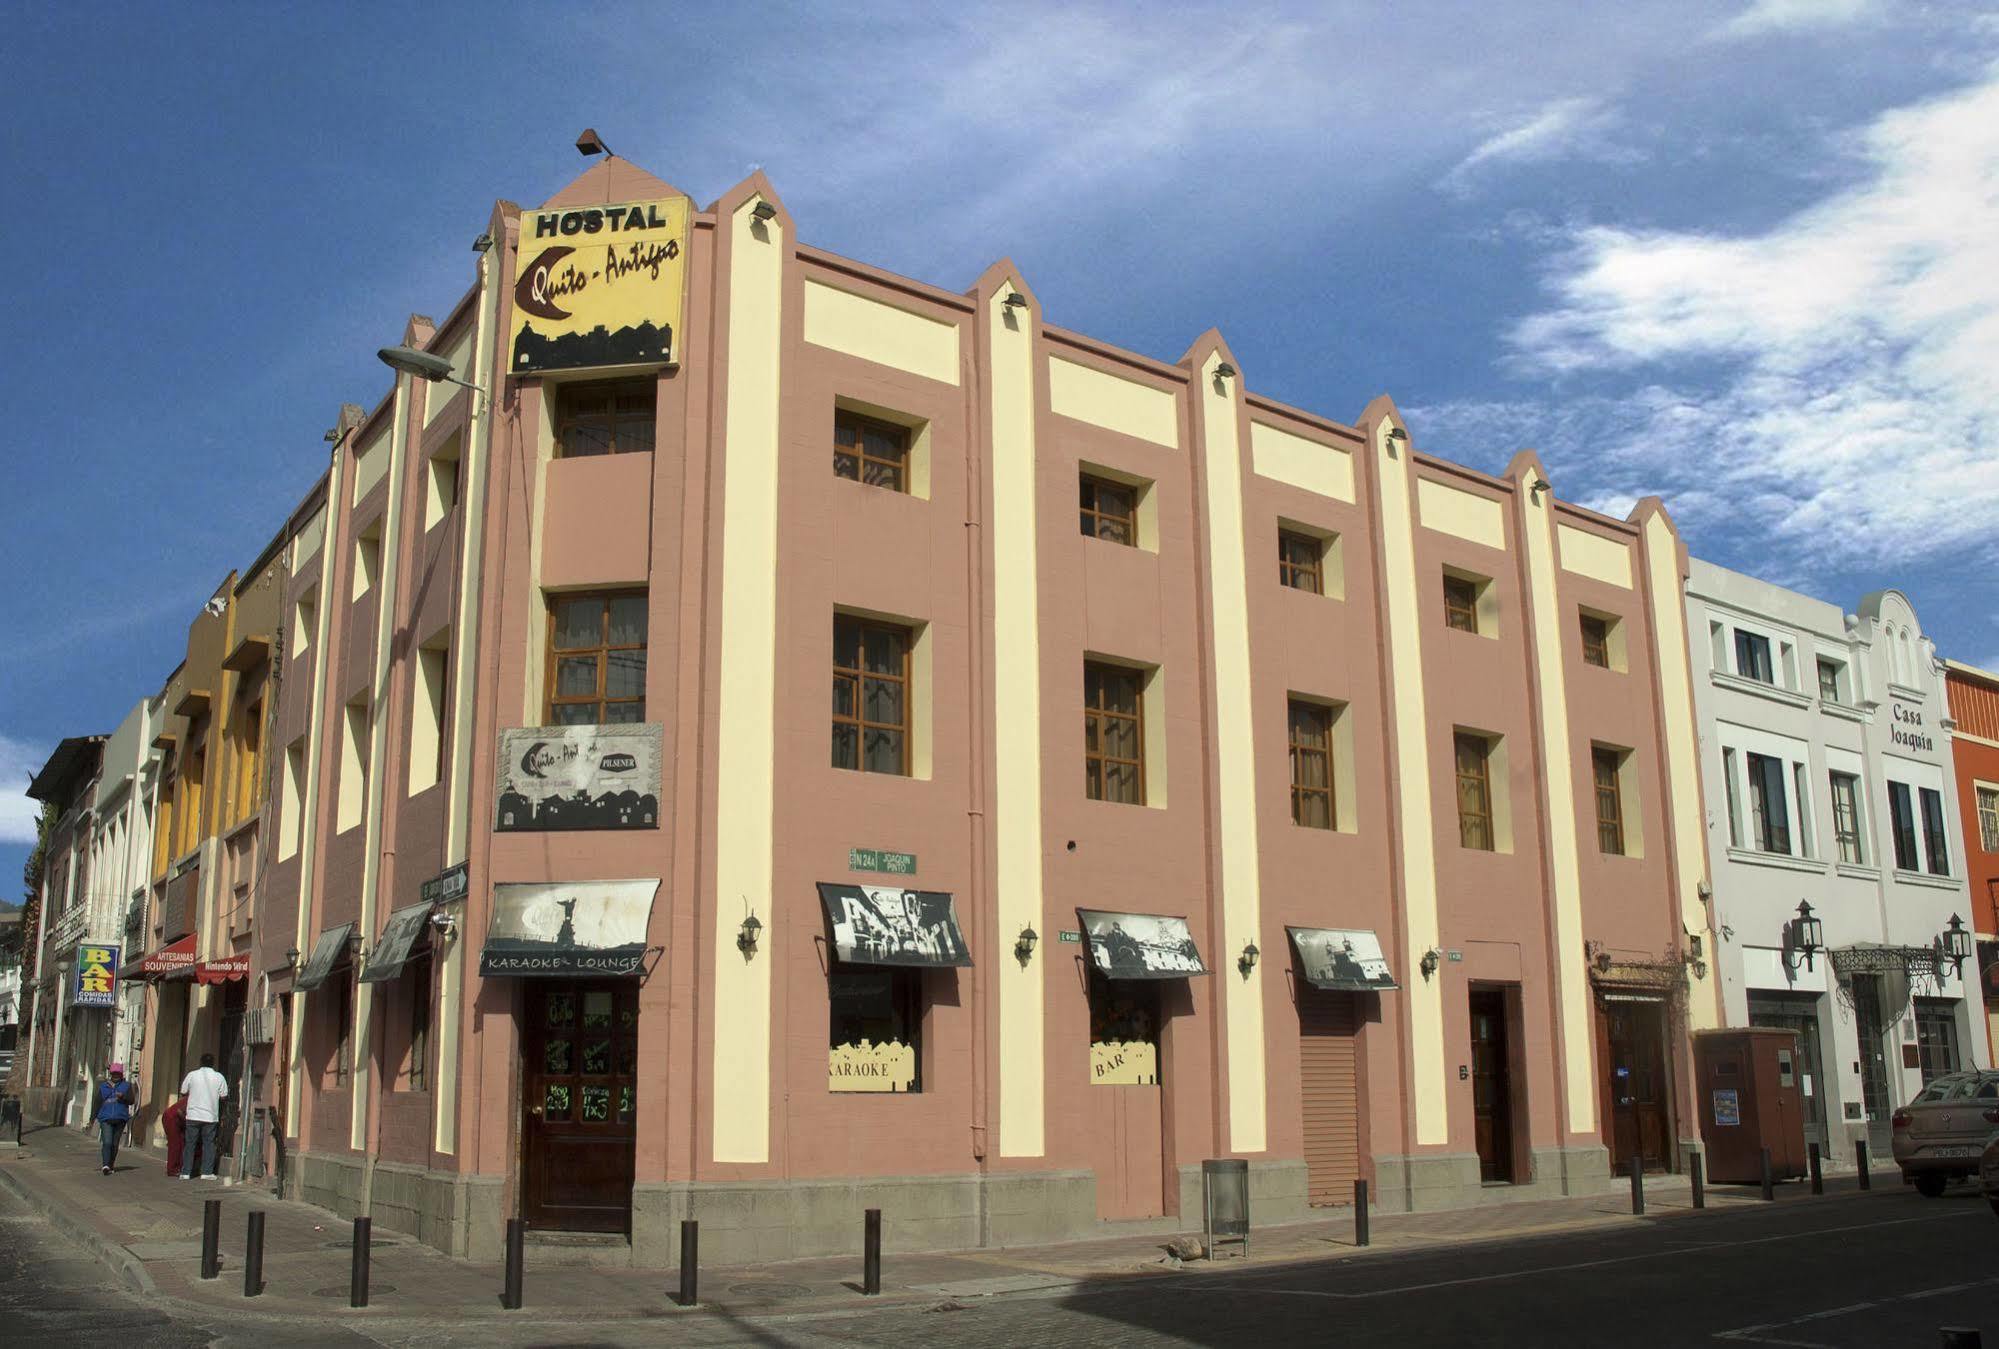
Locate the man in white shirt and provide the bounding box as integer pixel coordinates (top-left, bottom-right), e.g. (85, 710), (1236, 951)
(178, 1053), (228, 1180)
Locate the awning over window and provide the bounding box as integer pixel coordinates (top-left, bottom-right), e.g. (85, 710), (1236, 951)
(479, 879), (658, 978)
(1078, 909), (1207, 980)
(817, 883), (972, 967)
(360, 903), (433, 985)
(295, 923), (357, 992)
(195, 953), (252, 985)
(117, 934), (196, 982)
(1287, 926), (1399, 992)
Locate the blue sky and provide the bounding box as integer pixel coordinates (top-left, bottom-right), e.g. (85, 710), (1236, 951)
(4, 1), (1997, 894)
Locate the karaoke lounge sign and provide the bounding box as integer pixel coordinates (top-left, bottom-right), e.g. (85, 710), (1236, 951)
(75, 943), (120, 1008)
(510, 195), (692, 375)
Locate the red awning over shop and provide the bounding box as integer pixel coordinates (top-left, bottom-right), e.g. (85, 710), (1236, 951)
(195, 952), (252, 985)
(118, 934), (197, 982)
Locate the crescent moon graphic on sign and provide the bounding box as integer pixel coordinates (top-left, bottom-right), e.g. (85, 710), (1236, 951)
(515, 247), (576, 320)
(520, 742), (549, 779)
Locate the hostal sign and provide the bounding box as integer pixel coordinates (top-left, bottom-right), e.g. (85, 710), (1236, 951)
(510, 196), (692, 375)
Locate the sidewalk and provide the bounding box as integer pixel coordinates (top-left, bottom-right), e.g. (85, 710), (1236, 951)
(0, 1123), (1869, 1328)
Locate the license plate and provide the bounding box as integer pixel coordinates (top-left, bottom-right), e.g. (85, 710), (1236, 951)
(1926, 1146), (1980, 1158)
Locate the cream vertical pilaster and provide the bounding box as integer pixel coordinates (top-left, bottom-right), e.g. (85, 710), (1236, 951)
(710, 195), (784, 1163)
(1196, 354), (1266, 1153)
(1373, 419), (1449, 1146)
(989, 283), (1045, 1158)
(1518, 479), (1596, 1136)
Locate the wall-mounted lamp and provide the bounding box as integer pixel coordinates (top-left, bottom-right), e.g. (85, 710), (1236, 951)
(1530, 477), (1553, 498)
(575, 127), (611, 158)
(378, 346), (489, 406)
(1782, 900), (1824, 973)
(1238, 941), (1260, 976)
(1015, 925), (1038, 963)
(283, 945), (300, 970)
(1386, 426), (1408, 456)
(1003, 291), (1029, 309)
(1215, 361), (1238, 380)
(750, 200), (779, 224)
(1941, 913), (1971, 979)
(1697, 880), (1713, 902)
(1419, 947), (1441, 980)
(472, 232), (494, 253)
(428, 909), (458, 941)
(737, 912), (763, 957)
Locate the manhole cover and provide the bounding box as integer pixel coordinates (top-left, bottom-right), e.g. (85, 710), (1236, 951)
(726, 1281), (812, 1299)
(312, 1284), (398, 1298)
(322, 1239), (399, 1249)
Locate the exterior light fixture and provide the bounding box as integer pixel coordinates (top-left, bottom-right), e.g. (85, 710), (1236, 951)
(1783, 900), (1824, 973)
(575, 127), (611, 158)
(1941, 913), (1971, 978)
(1015, 925), (1038, 962)
(1386, 426), (1408, 456)
(377, 346), (489, 408)
(472, 232), (494, 253)
(737, 912), (763, 957)
(1531, 477), (1552, 497)
(428, 909), (457, 940)
(1215, 361), (1238, 380)
(1420, 947), (1441, 980)
(750, 200), (779, 223)
(1003, 291), (1029, 308)
(1238, 941), (1260, 975)
(283, 945), (300, 969)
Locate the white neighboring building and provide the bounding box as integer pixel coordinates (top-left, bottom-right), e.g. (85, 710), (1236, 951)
(1687, 562), (1988, 1166)
(92, 696), (164, 1092)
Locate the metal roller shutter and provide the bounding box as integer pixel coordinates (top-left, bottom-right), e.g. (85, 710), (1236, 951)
(1298, 988), (1360, 1205)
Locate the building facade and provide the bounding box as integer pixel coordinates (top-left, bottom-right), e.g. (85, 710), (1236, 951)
(21, 736), (107, 1124)
(1943, 659), (1999, 1056)
(1687, 563), (1989, 1166)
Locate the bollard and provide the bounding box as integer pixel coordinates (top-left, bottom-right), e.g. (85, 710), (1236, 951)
(350, 1216), (371, 1308)
(200, 1198), (222, 1279)
(1690, 1152), (1705, 1210)
(1760, 1148), (1775, 1202)
(1354, 1178), (1370, 1247)
(1630, 1155), (1645, 1215)
(863, 1208), (882, 1296)
(1939, 1329), (1982, 1349)
(1857, 1139), (1871, 1191)
(1809, 1142), (1823, 1196)
(678, 1219), (698, 1308)
(502, 1217), (523, 1310)
(244, 1211), (265, 1297)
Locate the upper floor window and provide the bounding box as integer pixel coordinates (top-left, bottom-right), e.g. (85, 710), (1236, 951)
(1581, 614), (1611, 669)
(1278, 530), (1324, 595)
(831, 615), (910, 775)
(1454, 733), (1494, 851)
(1830, 771), (1864, 865)
(1977, 785), (1999, 854)
(832, 409), (910, 492)
(1888, 781), (1919, 871)
(1745, 751), (1790, 854)
(1592, 747), (1625, 855)
(1288, 699), (1334, 830)
(1079, 474), (1137, 547)
(546, 592), (647, 725)
(556, 381), (655, 458)
(1083, 662), (1145, 805)
(1443, 574), (1480, 634)
(1919, 787), (1950, 877)
(1817, 658), (1844, 704)
(1734, 630), (1774, 684)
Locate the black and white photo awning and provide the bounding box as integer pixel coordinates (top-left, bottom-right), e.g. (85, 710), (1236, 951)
(817, 883), (971, 967)
(1287, 926), (1399, 991)
(479, 878), (659, 978)
(295, 923), (356, 992)
(1078, 909), (1208, 980)
(359, 902), (434, 985)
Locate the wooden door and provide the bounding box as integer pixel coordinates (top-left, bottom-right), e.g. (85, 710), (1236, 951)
(1088, 975), (1165, 1221)
(1601, 1000), (1671, 1174)
(1298, 988), (1361, 1205)
(1469, 989), (1514, 1183)
(522, 982), (639, 1233)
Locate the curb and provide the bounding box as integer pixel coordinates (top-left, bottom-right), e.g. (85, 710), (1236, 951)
(0, 1160), (158, 1296)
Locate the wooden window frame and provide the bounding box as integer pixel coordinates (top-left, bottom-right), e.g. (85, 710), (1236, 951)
(831, 615), (912, 776)
(554, 379), (657, 458)
(1079, 473), (1138, 547)
(1593, 747), (1625, 855)
(1083, 662), (1146, 805)
(544, 592), (647, 726)
(1977, 785), (1999, 855)
(1443, 574), (1480, 634)
(1580, 614), (1611, 669)
(1278, 530), (1324, 595)
(1831, 771), (1864, 864)
(1288, 699), (1335, 829)
(832, 408), (911, 493)
(1454, 732), (1494, 851)
(1817, 658), (1842, 704)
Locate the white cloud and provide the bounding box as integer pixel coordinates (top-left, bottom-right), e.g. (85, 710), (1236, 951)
(1490, 68), (1999, 574)
(0, 734), (49, 845)
(1438, 98), (1639, 196)
(1711, 0), (1877, 41)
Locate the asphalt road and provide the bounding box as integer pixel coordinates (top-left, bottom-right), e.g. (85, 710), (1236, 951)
(4, 1179), (1994, 1346)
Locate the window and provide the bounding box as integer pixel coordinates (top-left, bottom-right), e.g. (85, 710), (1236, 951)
(1913, 1000), (1961, 1085)
(1734, 630), (1773, 684)
(1977, 785), (1999, 855)
(232, 692), (264, 826)
(831, 615), (911, 775)
(1581, 614), (1611, 668)
(1817, 658), (1843, 704)
(828, 967), (921, 1093)
(278, 740), (306, 862)
(330, 968), (354, 1089)
(1084, 662), (1145, 805)
(1593, 747), (1625, 855)
(1079, 473), (1137, 546)
(404, 953), (432, 1092)
(1443, 574), (1480, 634)
(352, 520), (381, 602)
(179, 725), (207, 856)
(408, 636), (450, 795)
(292, 585), (317, 659)
(1745, 752), (1790, 854)
(1888, 781), (1919, 871)
(1088, 972), (1162, 1085)
(1455, 733), (1494, 851)
(1278, 530), (1324, 595)
(555, 381), (655, 458)
(1920, 787), (1950, 876)
(546, 593), (647, 725)
(832, 409), (910, 492)
(424, 432), (461, 531)
(1288, 700), (1334, 829)
(337, 700), (368, 833)
(1830, 772), (1864, 865)
(1722, 748), (1742, 847)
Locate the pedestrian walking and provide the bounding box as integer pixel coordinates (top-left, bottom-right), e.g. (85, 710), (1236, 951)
(178, 1053), (228, 1181)
(163, 1093), (188, 1177)
(94, 1063), (137, 1174)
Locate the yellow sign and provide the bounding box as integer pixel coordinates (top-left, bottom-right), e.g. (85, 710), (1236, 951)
(828, 1039), (917, 1093)
(75, 943), (120, 1008)
(510, 196), (692, 375)
(1090, 1039), (1158, 1086)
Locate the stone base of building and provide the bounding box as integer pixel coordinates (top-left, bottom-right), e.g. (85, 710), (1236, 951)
(1375, 1144), (1612, 1213)
(294, 1151), (507, 1260)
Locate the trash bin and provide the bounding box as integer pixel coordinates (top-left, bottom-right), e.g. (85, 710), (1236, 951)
(1694, 1028), (1808, 1184)
(1203, 1158), (1249, 1259)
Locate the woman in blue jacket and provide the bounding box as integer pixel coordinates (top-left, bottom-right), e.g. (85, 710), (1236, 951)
(94, 1062), (137, 1174)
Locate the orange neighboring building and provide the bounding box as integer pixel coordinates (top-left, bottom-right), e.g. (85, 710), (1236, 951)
(1944, 660), (1999, 1055)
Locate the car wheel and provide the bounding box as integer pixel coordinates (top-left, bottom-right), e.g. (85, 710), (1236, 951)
(1914, 1172), (1948, 1198)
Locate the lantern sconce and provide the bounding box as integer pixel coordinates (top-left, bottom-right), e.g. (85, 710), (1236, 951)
(737, 911), (763, 958)
(1238, 941), (1260, 976)
(1419, 947), (1441, 981)
(1015, 925), (1038, 964)
(1941, 913), (1972, 979)
(1782, 900), (1824, 973)
(283, 945), (300, 970)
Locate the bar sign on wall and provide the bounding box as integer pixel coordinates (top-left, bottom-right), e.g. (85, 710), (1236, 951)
(848, 848), (917, 876)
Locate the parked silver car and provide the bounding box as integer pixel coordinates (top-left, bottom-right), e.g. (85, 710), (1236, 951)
(1891, 1071), (1999, 1196)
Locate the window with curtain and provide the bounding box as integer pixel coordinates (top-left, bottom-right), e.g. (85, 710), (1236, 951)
(555, 381), (656, 457)
(1278, 530), (1323, 594)
(1443, 575), (1479, 634)
(831, 615), (911, 775)
(1455, 733), (1494, 851)
(1079, 474), (1137, 546)
(545, 593), (647, 725)
(1288, 700), (1334, 829)
(832, 409), (911, 492)
(1580, 614), (1611, 668)
(1593, 747), (1625, 855)
(1977, 786), (1999, 855)
(1084, 662), (1145, 805)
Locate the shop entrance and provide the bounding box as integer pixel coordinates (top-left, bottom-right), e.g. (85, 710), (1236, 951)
(521, 982), (639, 1233)
(1469, 987), (1516, 1184)
(1747, 991), (1827, 1155)
(1297, 987), (1362, 1204)
(1597, 996), (1672, 1174)
(1851, 975), (1895, 1160)
(1087, 972), (1166, 1221)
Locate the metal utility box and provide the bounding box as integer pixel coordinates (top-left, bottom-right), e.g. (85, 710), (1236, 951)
(1694, 1028), (1808, 1184)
